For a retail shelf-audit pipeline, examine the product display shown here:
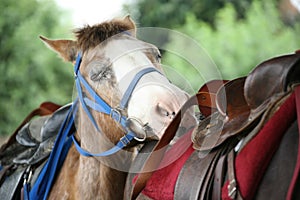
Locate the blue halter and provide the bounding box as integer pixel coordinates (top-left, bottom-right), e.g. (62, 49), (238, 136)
(23, 40), (165, 200)
(73, 52), (162, 157)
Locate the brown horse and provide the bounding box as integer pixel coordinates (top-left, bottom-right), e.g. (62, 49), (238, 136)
(37, 16), (196, 200)
(2, 15), (299, 200)
(37, 20), (300, 200)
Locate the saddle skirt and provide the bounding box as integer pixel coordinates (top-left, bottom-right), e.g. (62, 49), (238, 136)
(0, 103), (70, 200)
(192, 52), (300, 151)
(129, 51), (300, 200)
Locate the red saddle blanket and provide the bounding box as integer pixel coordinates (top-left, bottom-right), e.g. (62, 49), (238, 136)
(139, 92), (297, 200)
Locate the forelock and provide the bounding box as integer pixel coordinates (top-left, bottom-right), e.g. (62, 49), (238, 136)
(74, 18), (135, 52)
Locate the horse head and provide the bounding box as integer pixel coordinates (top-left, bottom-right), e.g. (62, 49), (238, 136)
(40, 16), (196, 158)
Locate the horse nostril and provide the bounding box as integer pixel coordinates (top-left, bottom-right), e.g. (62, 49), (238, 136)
(170, 112), (176, 119)
(167, 111), (176, 119)
(156, 103), (177, 119)
(165, 111), (175, 117)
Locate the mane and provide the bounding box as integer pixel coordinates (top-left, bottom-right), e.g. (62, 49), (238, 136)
(74, 18), (135, 52)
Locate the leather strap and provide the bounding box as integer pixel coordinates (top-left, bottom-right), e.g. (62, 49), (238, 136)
(198, 149), (226, 200)
(174, 150), (218, 200)
(226, 150), (237, 199)
(124, 141), (157, 200)
(212, 154), (227, 200)
(0, 166), (27, 200)
(287, 86), (300, 199)
(0, 164), (13, 185)
(130, 94), (200, 199)
(226, 150), (243, 200)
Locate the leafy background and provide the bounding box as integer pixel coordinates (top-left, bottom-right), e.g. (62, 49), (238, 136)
(1, 0), (299, 136)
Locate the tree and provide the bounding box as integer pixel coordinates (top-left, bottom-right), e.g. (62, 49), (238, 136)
(162, 1), (300, 92)
(123, 0), (274, 28)
(0, 0), (73, 135)
(123, 0), (300, 93)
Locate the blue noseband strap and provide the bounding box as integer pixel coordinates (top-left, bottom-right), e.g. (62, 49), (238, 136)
(120, 67), (160, 110)
(73, 52), (161, 157)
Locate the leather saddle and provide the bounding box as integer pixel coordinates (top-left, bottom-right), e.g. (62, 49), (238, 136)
(124, 52), (300, 200)
(0, 103), (70, 200)
(192, 52), (300, 151)
(173, 52), (300, 200)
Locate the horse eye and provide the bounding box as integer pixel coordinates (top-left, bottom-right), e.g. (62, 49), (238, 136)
(89, 65), (112, 82)
(157, 53), (161, 59)
(156, 52), (162, 62)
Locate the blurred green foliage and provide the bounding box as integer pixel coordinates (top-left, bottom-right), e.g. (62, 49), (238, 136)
(0, 0), (74, 135)
(2, 0), (300, 136)
(124, 0), (256, 28)
(125, 0), (300, 93)
(163, 1), (300, 91)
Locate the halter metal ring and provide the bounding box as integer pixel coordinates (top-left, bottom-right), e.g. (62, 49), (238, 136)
(126, 117), (147, 142)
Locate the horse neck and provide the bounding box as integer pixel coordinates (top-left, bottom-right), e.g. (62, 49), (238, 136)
(75, 109), (133, 199)
(48, 144), (128, 200)
(76, 154), (128, 199)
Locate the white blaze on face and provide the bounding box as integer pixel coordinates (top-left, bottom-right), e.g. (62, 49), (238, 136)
(127, 83), (191, 139)
(112, 51), (155, 93)
(107, 38), (196, 139)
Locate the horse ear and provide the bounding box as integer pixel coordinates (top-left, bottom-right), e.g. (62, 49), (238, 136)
(123, 15), (136, 37)
(39, 35), (78, 63)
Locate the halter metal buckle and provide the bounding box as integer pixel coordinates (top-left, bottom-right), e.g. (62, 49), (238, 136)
(228, 179), (237, 199)
(23, 166), (33, 185)
(120, 135), (131, 146)
(110, 108), (122, 123)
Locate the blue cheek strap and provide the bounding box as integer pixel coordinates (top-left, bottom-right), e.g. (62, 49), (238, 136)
(73, 52), (162, 157)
